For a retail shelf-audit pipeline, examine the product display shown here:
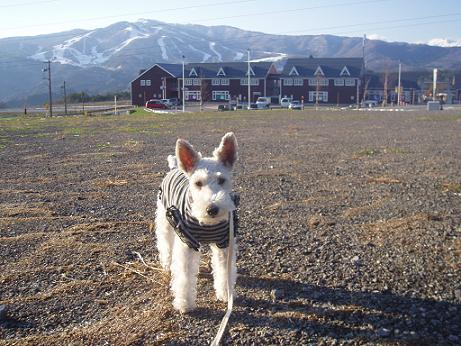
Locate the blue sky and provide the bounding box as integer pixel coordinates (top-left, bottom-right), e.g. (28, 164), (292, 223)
(0, 0), (460, 45)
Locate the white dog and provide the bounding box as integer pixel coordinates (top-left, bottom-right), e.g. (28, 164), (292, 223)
(155, 133), (238, 313)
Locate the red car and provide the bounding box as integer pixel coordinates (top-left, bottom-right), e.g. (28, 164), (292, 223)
(145, 99), (169, 109)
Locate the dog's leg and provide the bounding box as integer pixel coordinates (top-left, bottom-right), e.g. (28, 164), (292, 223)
(210, 240), (237, 302)
(155, 200), (175, 271)
(170, 237), (200, 313)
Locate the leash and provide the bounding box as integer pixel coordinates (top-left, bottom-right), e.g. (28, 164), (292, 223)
(210, 210), (235, 346)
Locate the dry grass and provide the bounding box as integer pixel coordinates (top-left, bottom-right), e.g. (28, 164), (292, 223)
(367, 176), (401, 184)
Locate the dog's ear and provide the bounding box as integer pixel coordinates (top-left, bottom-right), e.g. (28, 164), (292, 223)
(176, 139), (200, 174)
(213, 132), (238, 169)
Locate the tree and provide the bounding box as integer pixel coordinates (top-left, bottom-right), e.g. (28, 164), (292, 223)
(200, 78), (211, 112)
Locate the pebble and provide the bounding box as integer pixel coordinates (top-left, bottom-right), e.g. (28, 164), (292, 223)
(448, 335), (459, 342)
(377, 328), (391, 337)
(351, 256), (361, 266)
(454, 289), (461, 301)
(270, 289), (285, 302)
(0, 305), (7, 321)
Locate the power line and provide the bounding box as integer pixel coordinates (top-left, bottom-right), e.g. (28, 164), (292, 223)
(194, 0), (392, 23)
(0, 0), (58, 8)
(0, 0), (257, 32)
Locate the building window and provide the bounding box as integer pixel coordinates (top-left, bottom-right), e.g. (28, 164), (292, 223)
(293, 78), (303, 86)
(212, 79), (220, 86)
(283, 78), (293, 86)
(185, 79), (193, 86)
(334, 79), (345, 86)
(193, 78), (201, 86)
(212, 91), (230, 101)
(221, 78), (229, 86)
(145, 80), (151, 86)
(240, 78), (259, 86)
(309, 91), (329, 102)
(345, 79), (356, 86)
(140, 80), (146, 86)
(185, 91), (201, 101)
(308, 78), (328, 86)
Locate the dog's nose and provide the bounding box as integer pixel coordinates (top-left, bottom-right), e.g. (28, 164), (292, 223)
(206, 204), (219, 217)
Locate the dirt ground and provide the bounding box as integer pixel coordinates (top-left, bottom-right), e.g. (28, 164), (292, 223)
(0, 109), (460, 345)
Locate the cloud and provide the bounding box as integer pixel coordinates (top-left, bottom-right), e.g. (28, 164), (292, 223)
(426, 38), (461, 47)
(367, 34), (388, 42)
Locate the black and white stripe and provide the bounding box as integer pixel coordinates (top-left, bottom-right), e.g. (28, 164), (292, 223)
(159, 169), (231, 249)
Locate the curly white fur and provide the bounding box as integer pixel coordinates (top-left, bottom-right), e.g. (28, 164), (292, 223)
(155, 133), (238, 313)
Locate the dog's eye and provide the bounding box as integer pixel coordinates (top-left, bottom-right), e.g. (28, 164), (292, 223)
(195, 181), (203, 188)
(217, 177), (226, 185)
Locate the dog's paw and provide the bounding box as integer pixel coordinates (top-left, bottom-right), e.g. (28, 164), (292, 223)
(173, 298), (196, 313)
(216, 289), (229, 302)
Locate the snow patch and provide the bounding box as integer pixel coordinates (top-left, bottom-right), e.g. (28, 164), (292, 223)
(209, 42), (222, 62)
(188, 44), (211, 62)
(158, 36), (169, 60)
(427, 38), (461, 47)
(251, 52), (287, 62)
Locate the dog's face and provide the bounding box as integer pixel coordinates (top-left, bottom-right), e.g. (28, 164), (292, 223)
(176, 132), (238, 225)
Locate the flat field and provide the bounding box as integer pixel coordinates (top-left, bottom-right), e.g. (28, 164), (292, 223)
(0, 109), (460, 345)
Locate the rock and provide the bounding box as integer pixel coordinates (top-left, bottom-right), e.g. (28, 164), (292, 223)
(271, 289), (285, 302)
(454, 289), (461, 301)
(0, 305), (7, 321)
(377, 328), (391, 338)
(351, 256), (361, 266)
(448, 335), (459, 343)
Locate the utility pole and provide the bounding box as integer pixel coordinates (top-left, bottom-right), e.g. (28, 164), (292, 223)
(383, 70), (388, 107)
(62, 81), (68, 115)
(114, 95), (117, 115)
(315, 75), (320, 110)
(397, 62), (402, 106)
(182, 55), (186, 113)
(433, 68), (438, 101)
(81, 92), (85, 114)
(247, 49), (251, 109)
(362, 34), (367, 105)
(42, 60), (53, 117)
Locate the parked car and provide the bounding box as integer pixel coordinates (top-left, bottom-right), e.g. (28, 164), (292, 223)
(168, 98), (180, 106)
(256, 97), (271, 109)
(288, 100), (302, 110)
(145, 99), (169, 109)
(362, 100), (378, 108)
(280, 97), (292, 108)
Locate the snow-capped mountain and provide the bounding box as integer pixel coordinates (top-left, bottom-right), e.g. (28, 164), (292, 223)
(1, 19), (461, 105)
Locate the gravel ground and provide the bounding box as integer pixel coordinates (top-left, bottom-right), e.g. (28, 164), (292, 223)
(0, 109), (460, 345)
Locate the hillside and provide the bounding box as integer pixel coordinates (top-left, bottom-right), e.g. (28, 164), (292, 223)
(1, 19), (460, 105)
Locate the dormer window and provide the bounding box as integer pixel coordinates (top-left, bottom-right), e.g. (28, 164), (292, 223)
(245, 66), (255, 76)
(189, 68), (198, 77)
(340, 66), (351, 77)
(217, 67), (226, 76)
(314, 66), (325, 77)
(289, 66), (299, 76)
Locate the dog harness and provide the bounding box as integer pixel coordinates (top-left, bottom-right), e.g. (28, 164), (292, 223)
(158, 169), (238, 251)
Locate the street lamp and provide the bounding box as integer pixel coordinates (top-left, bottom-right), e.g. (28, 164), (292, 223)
(247, 49), (251, 110)
(182, 55), (186, 113)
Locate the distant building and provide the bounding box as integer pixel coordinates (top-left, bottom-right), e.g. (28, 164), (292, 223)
(130, 62), (279, 106)
(279, 57), (364, 104)
(130, 57), (369, 106)
(366, 71), (422, 105)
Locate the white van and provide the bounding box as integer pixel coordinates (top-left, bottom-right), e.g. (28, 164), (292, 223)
(256, 97), (271, 109)
(280, 97), (292, 108)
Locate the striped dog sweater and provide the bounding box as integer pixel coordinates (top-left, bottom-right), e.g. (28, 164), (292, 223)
(158, 168), (237, 250)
